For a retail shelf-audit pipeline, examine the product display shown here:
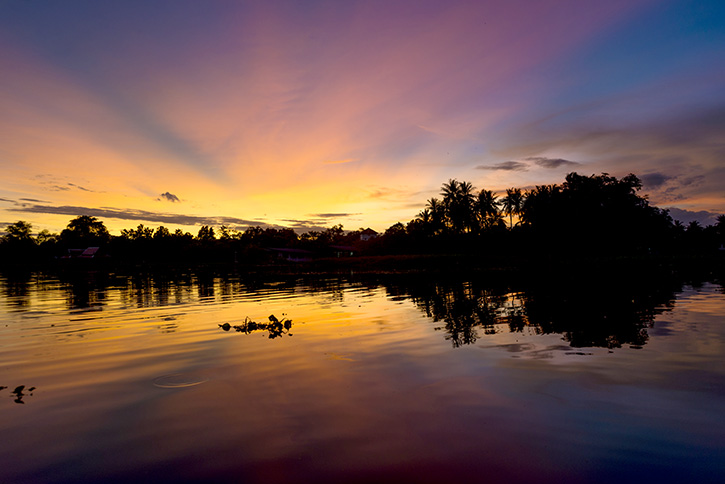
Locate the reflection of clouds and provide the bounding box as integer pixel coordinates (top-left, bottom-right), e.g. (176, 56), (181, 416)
(483, 343), (595, 360)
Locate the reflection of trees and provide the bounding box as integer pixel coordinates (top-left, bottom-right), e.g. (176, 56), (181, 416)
(385, 272), (680, 349)
(523, 275), (678, 348)
(386, 278), (517, 347)
(1, 272), (32, 308)
(196, 273), (215, 300)
(63, 272), (108, 311)
(3, 270), (686, 350)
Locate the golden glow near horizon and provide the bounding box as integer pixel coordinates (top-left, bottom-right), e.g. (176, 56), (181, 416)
(1, 0), (724, 234)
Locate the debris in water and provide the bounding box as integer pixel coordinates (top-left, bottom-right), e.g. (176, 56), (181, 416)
(218, 314), (295, 339)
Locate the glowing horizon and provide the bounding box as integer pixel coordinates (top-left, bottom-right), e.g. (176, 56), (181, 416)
(1, 0), (724, 235)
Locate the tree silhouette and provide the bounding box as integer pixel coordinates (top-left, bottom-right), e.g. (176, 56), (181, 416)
(476, 189), (502, 231)
(197, 225), (216, 241)
(716, 215), (725, 247)
(3, 221), (33, 242)
(60, 216), (110, 246)
(35, 230), (57, 245)
(153, 226), (171, 240)
(120, 224), (153, 240)
(425, 197), (446, 235)
(441, 179), (476, 234)
(1, 170), (721, 270)
(501, 188), (523, 229)
(219, 225), (240, 240)
(516, 173), (675, 254)
(1, 221), (36, 260)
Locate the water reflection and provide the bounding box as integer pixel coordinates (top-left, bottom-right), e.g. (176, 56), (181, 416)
(0, 270), (689, 349)
(1, 270), (724, 484)
(381, 272), (682, 348)
(66, 272), (109, 311)
(1, 271), (33, 309)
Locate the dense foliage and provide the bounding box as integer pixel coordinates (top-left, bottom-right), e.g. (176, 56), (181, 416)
(1, 173), (723, 268)
(401, 172), (723, 257)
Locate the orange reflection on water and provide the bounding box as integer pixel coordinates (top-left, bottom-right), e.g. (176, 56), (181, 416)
(1, 274), (724, 484)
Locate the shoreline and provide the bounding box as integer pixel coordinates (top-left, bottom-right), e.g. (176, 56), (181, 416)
(2, 252), (723, 283)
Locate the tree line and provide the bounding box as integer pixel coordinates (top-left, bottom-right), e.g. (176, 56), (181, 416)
(398, 172), (724, 255)
(2, 172), (724, 268)
(0, 215), (372, 267)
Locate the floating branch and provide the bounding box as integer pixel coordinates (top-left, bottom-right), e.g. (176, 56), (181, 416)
(218, 314), (293, 339)
(1, 385), (36, 404)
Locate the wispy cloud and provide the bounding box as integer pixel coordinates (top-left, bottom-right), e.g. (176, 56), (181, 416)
(526, 156), (580, 169)
(665, 207), (720, 226)
(158, 192), (180, 203)
(9, 204), (271, 228)
(45, 182), (97, 192)
(640, 172), (673, 189)
(281, 219), (334, 232)
(68, 183), (92, 192)
(365, 186), (423, 202)
(1, 0), (722, 231)
(476, 161), (529, 171)
(312, 213), (360, 219)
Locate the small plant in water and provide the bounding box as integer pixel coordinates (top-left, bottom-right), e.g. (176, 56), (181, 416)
(0, 385), (36, 404)
(218, 314), (293, 339)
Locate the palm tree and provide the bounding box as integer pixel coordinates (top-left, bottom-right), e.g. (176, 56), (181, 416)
(457, 181), (477, 233)
(426, 197), (446, 235)
(440, 179), (460, 203)
(501, 188), (523, 229)
(441, 179), (460, 233)
(476, 189), (500, 230)
(416, 208), (431, 223)
(440, 179), (476, 234)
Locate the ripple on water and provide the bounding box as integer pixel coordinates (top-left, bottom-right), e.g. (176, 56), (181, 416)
(152, 373), (209, 388)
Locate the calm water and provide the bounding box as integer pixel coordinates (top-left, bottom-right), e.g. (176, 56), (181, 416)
(0, 271), (724, 484)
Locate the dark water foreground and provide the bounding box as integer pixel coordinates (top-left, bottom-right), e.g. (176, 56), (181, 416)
(0, 270), (724, 484)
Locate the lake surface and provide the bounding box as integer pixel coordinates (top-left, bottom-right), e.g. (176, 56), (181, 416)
(1, 271), (724, 483)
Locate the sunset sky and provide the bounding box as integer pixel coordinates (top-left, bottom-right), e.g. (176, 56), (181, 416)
(1, 0), (724, 235)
